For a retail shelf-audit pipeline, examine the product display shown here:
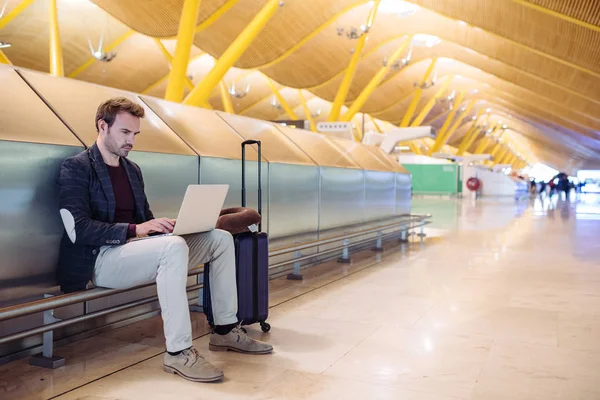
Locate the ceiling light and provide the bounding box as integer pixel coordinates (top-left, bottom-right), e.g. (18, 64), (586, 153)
(457, 20), (468, 26)
(0, 41), (11, 49)
(486, 108), (492, 113)
(412, 34), (441, 48)
(378, 0), (418, 17)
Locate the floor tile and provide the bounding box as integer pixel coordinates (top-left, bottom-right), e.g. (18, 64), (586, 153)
(323, 326), (493, 399)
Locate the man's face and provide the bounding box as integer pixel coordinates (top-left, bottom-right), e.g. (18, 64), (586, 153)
(99, 112), (140, 158)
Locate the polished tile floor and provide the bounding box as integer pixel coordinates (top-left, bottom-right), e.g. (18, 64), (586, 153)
(2, 195), (600, 400)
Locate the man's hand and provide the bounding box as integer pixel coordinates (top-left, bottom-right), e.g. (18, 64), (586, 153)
(136, 218), (175, 237)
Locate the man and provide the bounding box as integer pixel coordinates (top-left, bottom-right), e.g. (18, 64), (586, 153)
(57, 97), (272, 383)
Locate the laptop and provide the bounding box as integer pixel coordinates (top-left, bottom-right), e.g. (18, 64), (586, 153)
(129, 184), (229, 241)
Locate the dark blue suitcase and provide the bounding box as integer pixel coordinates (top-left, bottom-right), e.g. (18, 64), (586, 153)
(203, 140), (271, 333)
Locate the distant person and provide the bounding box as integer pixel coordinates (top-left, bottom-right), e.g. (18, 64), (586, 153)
(548, 179), (556, 197)
(538, 181), (547, 197)
(57, 97), (272, 384)
(556, 173), (570, 200)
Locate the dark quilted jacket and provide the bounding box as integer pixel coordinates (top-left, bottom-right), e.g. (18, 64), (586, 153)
(56, 143), (154, 293)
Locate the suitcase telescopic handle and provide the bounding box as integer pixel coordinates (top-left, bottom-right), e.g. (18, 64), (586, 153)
(241, 140), (262, 230)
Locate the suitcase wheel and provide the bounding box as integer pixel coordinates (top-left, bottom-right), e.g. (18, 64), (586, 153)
(260, 322), (271, 333)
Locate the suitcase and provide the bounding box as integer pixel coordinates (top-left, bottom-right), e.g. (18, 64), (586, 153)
(203, 139), (271, 333)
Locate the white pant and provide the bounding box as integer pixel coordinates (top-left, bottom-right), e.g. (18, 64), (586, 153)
(93, 229), (238, 352)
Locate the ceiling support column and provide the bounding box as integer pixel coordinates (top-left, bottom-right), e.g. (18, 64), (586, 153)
(266, 78), (298, 119)
(165, 0), (202, 102)
(457, 109), (485, 155)
(219, 80), (235, 113)
(409, 75), (453, 127)
(184, 0), (282, 107)
(428, 91), (465, 155)
(297, 90), (316, 132)
(340, 35), (413, 122)
(328, 0), (381, 121)
(49, 0), (64, 77)
(400, 58), (437, 127)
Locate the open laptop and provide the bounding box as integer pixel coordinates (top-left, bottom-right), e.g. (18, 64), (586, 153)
(129, 184), (229, 241)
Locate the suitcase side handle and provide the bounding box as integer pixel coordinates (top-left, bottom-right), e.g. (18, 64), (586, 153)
(241, 140), (262, 231)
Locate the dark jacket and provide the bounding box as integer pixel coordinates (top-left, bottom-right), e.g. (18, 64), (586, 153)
(56, 143), (153, 293)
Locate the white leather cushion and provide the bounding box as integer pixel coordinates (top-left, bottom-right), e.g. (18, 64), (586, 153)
(59, 208), (76, 244)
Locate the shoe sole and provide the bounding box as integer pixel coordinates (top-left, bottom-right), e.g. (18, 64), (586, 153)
(163, 365), (224, 383)
(209, 343), (273, 355)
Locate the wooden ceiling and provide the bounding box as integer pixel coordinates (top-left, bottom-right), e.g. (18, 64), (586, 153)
(2, 0), (599, 171)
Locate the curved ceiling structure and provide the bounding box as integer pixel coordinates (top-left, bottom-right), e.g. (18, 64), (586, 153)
(2, 0), (599, 172)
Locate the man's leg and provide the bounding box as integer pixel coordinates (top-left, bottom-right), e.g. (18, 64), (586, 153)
(93, 236), (224, 382)
(184, 230), (273, 354)
(184, 229), (238, 329)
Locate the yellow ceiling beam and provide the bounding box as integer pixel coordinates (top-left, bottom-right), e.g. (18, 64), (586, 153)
(340, 35), (412, 121)
(195, 0), (239, 34)
(68, 30), (135, 78)
(0, 0), (35, 30)
(495, 149), (507, 164)
(329, 0), (381, 121)
(68, 1), (232, 81)
(428, 90), (465, 155)
(423, 8), (600, 80)
(154, 39), (195, 90)
(266, 77), (298, 119)
(184, 0), (281, 106)
(257, 0), (371, 70)
(499, 150), (512, 165)
(219, 80), (234, 113)
(0, 50), (12, 65)
(165, 0), (202, 102)
(513, 0), (600, 34)
(49, 0), (64, 77)
(473, 124), (500, 154)
(457, 110), (486, 155)
(297, 90), (316, 132)
(141, 53), (204, 94)
(434, 99), (476, 152)
(369, 115), (383, 133)
(306, 34), (599, 108)
(160, 0), (240, 40)
(410, 75), (453, 127)
(400, 58), (437, 127)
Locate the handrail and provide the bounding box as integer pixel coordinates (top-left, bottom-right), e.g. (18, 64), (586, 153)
(270, 214), (428, 257)
(0, 214), (431, 332)
(0, 284), (203, 346)
(270, 220), (431, 270)
(0, 267), (203, 323)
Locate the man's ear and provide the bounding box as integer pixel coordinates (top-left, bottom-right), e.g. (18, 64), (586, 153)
(97, 119), (107, 134)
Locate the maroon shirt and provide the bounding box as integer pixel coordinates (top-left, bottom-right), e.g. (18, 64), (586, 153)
(106, 164), (137, 239)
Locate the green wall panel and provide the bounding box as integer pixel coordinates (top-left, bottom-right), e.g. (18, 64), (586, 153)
(404, 164), (459, 195)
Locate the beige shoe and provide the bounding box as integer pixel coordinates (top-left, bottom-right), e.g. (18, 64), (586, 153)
(209, 326), (273, 355)
(163, 347), (224, 382)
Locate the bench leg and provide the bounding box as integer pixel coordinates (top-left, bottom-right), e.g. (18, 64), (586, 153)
(337, 239), (352, 264)
(372, 231), (384, 252)
(30, 294), (65, 369)
(287, 250), (303, 281)
(399, 229), (409, 243)
(417, 223), (426, 244)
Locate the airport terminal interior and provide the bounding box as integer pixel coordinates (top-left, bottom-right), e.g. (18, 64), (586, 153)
(1, 0), (600, 399)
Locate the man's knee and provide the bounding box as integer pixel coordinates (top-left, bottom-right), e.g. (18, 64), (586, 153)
(163, 236), (189, 260)
(209, 229), (234, 250)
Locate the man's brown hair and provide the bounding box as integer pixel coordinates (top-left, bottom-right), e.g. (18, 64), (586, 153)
(95, 97), (145, 132)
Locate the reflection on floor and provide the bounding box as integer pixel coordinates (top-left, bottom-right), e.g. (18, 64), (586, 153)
(2, 195), (600, 400)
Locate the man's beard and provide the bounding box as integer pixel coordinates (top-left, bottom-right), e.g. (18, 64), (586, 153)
(107, 130), (132, 157)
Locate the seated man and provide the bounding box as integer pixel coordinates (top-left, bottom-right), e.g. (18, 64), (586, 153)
(56, 97), (272, 383)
